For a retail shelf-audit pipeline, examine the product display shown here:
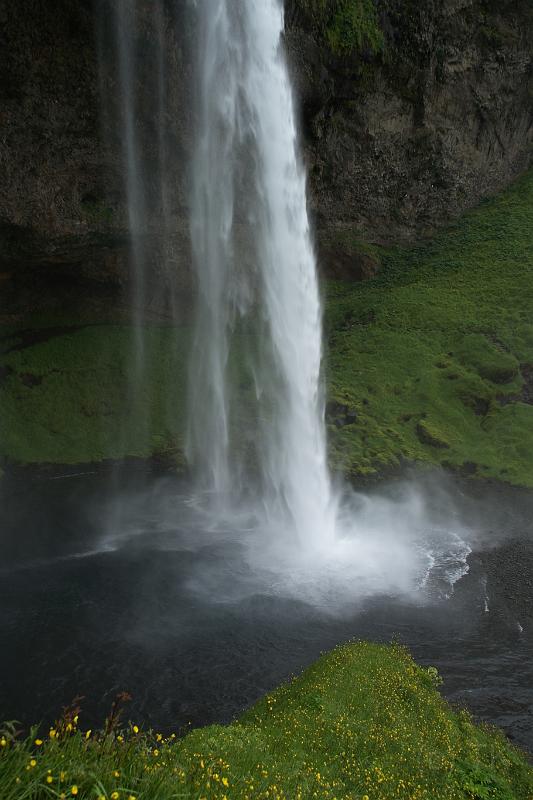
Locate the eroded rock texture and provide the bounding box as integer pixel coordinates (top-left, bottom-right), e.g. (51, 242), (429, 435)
(1, 0), (532, 308)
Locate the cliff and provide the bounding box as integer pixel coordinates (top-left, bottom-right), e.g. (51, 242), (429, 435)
(1, 0), (532, 307)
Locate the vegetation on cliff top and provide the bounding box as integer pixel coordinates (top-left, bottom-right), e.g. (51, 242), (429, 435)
(1, 642), (532, 800)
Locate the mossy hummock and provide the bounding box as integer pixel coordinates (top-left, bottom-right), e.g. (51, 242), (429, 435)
(1, 643), (532, 799)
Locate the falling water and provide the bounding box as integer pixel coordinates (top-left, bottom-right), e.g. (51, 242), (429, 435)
(112, 0), (148, 369)
(188, 0), (336, 546)
(97, 0), (183, 455)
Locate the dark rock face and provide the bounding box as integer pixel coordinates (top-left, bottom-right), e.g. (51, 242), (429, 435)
(1, 0), (532, 303)
(0, 0), (99, 240)
(0, 0), (194, 320)
(287, 0), (533, 249)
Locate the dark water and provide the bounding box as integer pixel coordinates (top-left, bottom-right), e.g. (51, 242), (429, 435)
(0, 465), (532, 754)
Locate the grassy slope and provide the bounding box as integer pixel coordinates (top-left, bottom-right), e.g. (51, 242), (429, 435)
(0, 325), (189, 466)
(1, 171), (533, 484)
(1, 643), (532, 800)
(326, 169), (533, 485)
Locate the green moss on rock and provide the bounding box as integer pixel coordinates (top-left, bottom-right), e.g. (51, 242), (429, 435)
(296, 0), (384, 55)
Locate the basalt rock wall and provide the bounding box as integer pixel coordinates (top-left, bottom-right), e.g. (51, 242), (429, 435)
(287, 0), (533, 276)
(1, 0), (532, 309)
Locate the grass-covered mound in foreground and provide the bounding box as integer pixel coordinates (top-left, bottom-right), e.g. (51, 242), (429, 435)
(326, 169), (533, 485)
(1, 643), (532, 799)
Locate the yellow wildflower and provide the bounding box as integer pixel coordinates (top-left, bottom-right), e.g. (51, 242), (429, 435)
(85, 729), (92, 740)
(132, 725), (139, 734)
(113, 770), (120, 778)
(71, 787), (79, 796)
(49, 729), (57, 739)
(0, 737), (6, 747)
(35, 738), (43, 746)
(46, 776), (54, 784)
(30, 759), (37, 768)
(111, 793), (120, 800)
(222, 777), (229, 787)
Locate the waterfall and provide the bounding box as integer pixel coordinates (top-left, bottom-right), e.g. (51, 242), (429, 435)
(187, 0), (336, 546)
(112, 0), (148, 369)
(97, 0), (181, 456)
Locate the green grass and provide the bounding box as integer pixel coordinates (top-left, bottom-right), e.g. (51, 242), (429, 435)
(324, 169), (533, 485)
(1, 643), (531, 800)
(0, 325), (189, 467)
(1, 171), (533, 484)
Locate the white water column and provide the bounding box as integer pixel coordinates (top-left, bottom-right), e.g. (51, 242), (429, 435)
(187, 0), (336, 547)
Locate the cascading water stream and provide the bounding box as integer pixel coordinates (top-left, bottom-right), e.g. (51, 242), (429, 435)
(187, 0), (336, 547)
(113, 0), (148, 372)
(97, 0), (181, 455)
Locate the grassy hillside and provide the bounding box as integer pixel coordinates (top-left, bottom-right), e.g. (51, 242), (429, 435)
(325, 169), (533, 484)
(0, 324), (188, 467)
(1, 170), (533, 484)
(1, 643), (532, 799)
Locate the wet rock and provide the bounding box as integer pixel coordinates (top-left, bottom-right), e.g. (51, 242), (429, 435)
(287, 0), (533, 250)
(1, 0), (533, 295)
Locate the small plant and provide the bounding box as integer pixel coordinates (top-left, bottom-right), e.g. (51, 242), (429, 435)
(54, 695), (85, 738)
(297, 0), (385, 56)
(426, 665), (444, 687)
(104, 692), (133, 736)
(325, 0), (385, 55)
